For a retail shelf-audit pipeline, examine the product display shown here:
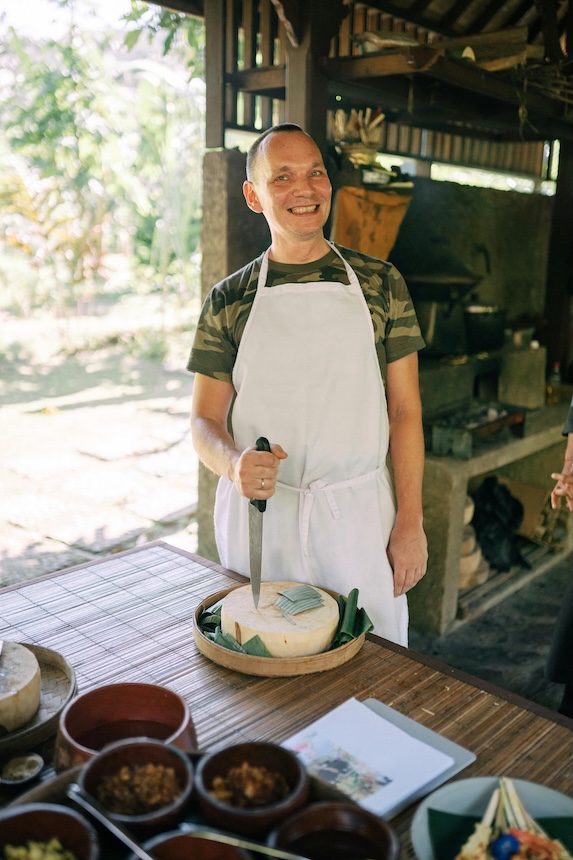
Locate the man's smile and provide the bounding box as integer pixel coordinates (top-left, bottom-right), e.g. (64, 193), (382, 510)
(289, 204), (320, 214)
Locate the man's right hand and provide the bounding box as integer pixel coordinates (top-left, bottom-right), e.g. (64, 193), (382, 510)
(233, 442), (288, 500)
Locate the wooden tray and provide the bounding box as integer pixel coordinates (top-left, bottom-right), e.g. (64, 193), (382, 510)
(0, 644), (77, 756)
(7, 758), (361, 858)
(192, 585), (366, 677)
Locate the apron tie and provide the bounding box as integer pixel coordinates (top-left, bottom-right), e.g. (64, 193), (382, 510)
(277, 465), (384, 558)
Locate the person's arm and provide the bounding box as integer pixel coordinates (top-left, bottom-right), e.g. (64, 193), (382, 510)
(385, 352), (428, 596)
(190, 373), (286, 501)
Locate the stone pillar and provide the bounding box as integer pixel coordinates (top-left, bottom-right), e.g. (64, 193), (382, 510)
(196, 148), (270, 562)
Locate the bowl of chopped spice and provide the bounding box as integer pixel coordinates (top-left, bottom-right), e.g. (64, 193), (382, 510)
(0, 802), (99, 860)
(194, 741), (309, 837)
(77, 737), (194, 836)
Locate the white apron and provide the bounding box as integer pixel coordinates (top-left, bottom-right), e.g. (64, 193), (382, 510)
(214, 244), (408, 645)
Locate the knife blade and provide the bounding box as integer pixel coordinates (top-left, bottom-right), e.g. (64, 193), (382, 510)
(249, 436), (270, 610)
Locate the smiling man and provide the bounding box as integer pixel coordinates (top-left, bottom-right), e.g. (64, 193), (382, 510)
(187, 123), (428, 646)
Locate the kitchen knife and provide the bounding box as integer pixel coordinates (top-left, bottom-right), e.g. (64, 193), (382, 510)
(249, 436), (270, 610)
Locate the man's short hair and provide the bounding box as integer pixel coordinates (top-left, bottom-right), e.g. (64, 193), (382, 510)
(246, 123), (306, 181)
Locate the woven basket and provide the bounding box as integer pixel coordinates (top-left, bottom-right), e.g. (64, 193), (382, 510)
(192, 586), (366, 677)
(0, 644), (77, 756)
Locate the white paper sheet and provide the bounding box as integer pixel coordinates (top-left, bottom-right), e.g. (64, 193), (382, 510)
(283, 697), (455, 818)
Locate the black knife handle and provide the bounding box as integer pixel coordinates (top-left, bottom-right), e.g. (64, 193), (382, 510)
(250, 436), (270, 513)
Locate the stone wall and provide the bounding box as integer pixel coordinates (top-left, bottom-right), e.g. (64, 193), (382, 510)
(389, 176), (554, 325)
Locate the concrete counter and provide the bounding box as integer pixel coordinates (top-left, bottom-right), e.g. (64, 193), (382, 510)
(409, 402), (570, 635)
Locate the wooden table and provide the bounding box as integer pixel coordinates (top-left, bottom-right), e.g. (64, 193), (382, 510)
(1, 541), (571, 858)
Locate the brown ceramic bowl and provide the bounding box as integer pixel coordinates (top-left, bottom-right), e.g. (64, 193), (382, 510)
(129, 829), (255, 860)
(78, 737), (194, 836)
(194, 741), (309, 837)
(0, 803), (99, 860)
(267, 801), (400, 860)
(54, 682), (197, 772)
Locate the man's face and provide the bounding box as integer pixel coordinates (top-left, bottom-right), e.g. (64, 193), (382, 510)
(243, 131), (332, 244)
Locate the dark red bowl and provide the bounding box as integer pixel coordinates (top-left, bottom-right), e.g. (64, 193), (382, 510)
(194, 741), (309, 837)
(130, 829), (255, 860)
(78, 737), (194, 836)
(267, 800), (400, 860)
(54, 682), (197, 772)
(0, 803), (99, 860)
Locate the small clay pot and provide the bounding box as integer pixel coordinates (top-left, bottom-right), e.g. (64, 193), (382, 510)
(131, 830), (255, 860)
(78, 737), (194, 836)
(194, 742), (309, 838)
(0, 803), (99, 860)
(54, 682), (197, 772)
(267, 801), (400, 860)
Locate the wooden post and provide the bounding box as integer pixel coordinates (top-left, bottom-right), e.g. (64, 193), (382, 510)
(205, 0), (225, 148)
(283, 0), (347, 151)
(543, 140), (573, 378)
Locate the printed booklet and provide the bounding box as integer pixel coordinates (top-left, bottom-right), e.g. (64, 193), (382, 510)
(283, 697), (474, 819)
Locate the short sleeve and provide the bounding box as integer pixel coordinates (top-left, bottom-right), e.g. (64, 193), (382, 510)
(186, 258), (261, 383)
(384, 265), (426, 363)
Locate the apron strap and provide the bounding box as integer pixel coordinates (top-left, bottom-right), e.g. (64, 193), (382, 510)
(277, 466), (384, 557)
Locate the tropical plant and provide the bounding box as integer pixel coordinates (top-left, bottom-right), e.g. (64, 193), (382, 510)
(0, 0), (205, 322)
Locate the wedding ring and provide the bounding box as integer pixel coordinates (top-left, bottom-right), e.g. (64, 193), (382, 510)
(261, 479), (265, 489)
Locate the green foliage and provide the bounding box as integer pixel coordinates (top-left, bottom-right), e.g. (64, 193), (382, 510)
(0, 0), (205, 324)
(123, 1), (205, 79)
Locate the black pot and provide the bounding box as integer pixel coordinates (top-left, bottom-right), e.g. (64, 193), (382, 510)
(464, 305), (506, 353)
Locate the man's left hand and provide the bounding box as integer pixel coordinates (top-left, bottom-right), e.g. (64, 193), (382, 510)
(387, 521), (428, 596)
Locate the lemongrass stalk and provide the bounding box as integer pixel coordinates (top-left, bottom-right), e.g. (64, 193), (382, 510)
(503, 778), (548, 837)
(483, 787), (500, 827)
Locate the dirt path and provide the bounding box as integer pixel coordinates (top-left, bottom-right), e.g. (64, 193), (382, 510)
(1, 309), (199, 586)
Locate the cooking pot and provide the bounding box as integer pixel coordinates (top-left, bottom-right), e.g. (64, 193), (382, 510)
(414, 299), (467, 356)
(463, 305), (506, 353)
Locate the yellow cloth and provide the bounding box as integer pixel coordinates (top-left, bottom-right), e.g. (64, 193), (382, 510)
(330, 185), (412, 260)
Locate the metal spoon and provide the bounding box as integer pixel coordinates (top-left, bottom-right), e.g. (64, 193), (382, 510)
(179, 823), (376, 860)
(66, 784), (159, 860)
(67, 784), (375, 860)
(177, 823), (315, 859)
(68, 783), (312, 859)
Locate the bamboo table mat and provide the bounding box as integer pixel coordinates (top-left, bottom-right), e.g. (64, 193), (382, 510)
(1, 541), (571, 858)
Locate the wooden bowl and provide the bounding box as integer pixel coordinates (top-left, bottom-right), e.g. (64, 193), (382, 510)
(194, 741), (309, 837)
(0, 803), (99, 859)
(267, 801), (400, 860)
(131, 830), (255, 859)
(193, 586), (366, 677)
(78, 738), (194, 836)
(54, 682), (197, 772)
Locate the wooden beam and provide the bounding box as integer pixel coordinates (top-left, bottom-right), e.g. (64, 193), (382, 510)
(326, 74), (573, 142)
(158, 0), (204, 16)
(270, 0), (302, 47)
(440, 0), (478, 32)
(204, 0), (225, 148)
(504, 0), (534, 29)
(534, 0), (568, 61)
(228, 66), (286, 96)
(284, 0), (347, 148)
(563, 0), (573, 62)
(323, 44), (445, 79)
(408, 0), (435, 16)
(322, 49), (572, 124)
(351, 0), (456, 38)
(470, 0), (515, 34)
(433, 26), (529, 53)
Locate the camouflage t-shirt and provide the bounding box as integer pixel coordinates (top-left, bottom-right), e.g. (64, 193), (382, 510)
(187, 244), (425, 383)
